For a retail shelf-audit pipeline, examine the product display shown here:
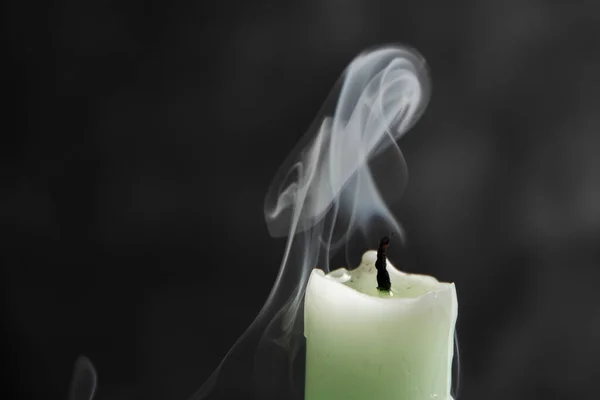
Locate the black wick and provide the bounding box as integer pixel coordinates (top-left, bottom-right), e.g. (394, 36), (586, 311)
(376, 236), (391, 292)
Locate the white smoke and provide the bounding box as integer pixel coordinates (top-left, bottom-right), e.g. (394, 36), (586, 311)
(71, 44), (432, 400)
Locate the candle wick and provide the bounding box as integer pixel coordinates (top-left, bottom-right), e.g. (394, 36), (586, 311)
(376, 236), (391, 292)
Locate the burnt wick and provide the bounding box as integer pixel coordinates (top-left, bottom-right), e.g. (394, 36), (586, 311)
(376, 236), (391, 292)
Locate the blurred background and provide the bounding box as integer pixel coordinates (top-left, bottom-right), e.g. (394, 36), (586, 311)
(4, 0), (600, 399)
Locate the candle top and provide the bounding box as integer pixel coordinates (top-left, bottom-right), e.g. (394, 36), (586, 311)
(319, 250), (453, 300)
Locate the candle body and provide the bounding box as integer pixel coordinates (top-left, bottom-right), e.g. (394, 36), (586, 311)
(304, 251), (457, 400)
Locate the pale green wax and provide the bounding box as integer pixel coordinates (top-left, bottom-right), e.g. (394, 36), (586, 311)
(304, 251), (458, 400)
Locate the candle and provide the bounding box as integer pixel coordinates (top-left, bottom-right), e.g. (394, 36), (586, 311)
(304, 249), (458, 400)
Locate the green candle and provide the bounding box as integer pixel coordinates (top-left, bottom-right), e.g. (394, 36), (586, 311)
(304, 250), (458, 400)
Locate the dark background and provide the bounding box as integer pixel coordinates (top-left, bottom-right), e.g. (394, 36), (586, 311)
(4, 1), (600, 399)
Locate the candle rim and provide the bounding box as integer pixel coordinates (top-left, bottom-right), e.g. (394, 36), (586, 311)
(308, 267), (455, 304)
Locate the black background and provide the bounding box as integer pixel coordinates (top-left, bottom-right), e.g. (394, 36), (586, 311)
(4, 1), (600, 399)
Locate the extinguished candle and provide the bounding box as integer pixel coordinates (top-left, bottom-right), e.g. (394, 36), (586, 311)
(304, 249), (458, 400)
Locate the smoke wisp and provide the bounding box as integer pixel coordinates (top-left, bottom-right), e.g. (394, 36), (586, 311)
(189, 45), (431, 399)
(69, 44), (432, 400)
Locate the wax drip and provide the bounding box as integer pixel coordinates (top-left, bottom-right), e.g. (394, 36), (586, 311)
(376, 236), (391, 292)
